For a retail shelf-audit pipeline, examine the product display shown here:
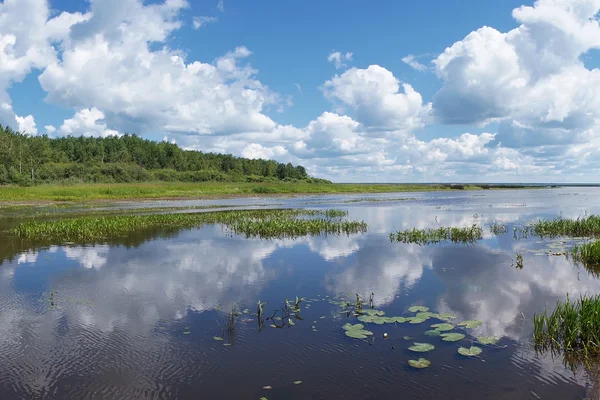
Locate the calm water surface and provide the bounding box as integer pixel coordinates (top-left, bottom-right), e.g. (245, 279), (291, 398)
(1, 188), (600, 399)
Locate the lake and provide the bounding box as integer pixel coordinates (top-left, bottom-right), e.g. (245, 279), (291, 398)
(1, 188), (599, 399)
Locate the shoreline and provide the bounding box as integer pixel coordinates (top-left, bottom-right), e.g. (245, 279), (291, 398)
(0, 182), (565, 206)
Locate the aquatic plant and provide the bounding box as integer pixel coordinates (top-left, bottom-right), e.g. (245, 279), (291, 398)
(408, 358), (431, 369)
(390, 224), (483, 245)
(490, 223), (507, 235)
(440, 333), (465, 342)
(458, 346), (482, 357)
(521, 215), (600, 238)
(408, 342), (435, 352)
(457, 320), (482, 329)
(10, 208), (367, 242)
(571, 241), (600, 267)
(512, 253), (524, 269)
(534, 294), (600, 355)
(477, 336), (499, 345)
(342, 323), (373, 339)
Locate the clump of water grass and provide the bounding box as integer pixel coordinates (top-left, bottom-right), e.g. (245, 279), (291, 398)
(571, 241), (600, 266)
(10, 208), (366, 242)
(389, 224), (483, 245)
(534, 294), (600, 355)
(490, 222), (507, 235)
(522, 215), (600, 238)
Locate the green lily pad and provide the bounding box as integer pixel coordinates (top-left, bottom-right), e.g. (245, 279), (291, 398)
(408, 342), (435, 352)
(477, 336), (499, 345)
(435, 313), (457, 321)
(342, 323), (364, 331)
(431, 323), (454, 332)
(408, 358), (431, 369)
(408, 306), (429, 313)
(403, 336), (413, 341)
(457, 320), (482, 329)
(183, 331), (191, 335)
(458, 346), (482, 357)
(424, 330), (441, 337)
(440, 333), (465, 342)
(345, 329), (373, 339)
(408, 317), (427, 324)
(362, 309), (385, 316)
(392, 316), (408, 323)
(416, 312), (435, 319)
(293, 380), (302, 385)
(213, 336), (224, 341)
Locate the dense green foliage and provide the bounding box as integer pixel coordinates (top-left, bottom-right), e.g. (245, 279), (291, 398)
(0, 125), (325, 185)
(522, 215), (600, 238)
(389, 224), (483, 245)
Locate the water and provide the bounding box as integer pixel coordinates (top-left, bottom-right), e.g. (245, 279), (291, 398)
(1, 188), (599, 399)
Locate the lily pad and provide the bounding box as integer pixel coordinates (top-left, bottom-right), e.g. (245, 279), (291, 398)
(458, 346), (482, 357)
(362, 309), (385, 317)
(431, 323), (454, 332)
(457, 320), (482, 329)
(408, 358), (431, 369)
(440, 333), (465, 342)
(392, 316), (408, 323)
(345, 329), (373, 339)
(477, 336), (499, 345)
(403, 336), (413, 341)
(416, 312), (435, 319)
(424, 330), (441, 337)
(293, 380), (302, 385)
(408, 306), (429, 313)
(408, 342), (435, 352)
(213, 336), (224, 341)
(436, 313), (457, 321)
(408, 317), (427, 324)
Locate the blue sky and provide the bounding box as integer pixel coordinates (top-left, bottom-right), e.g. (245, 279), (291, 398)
(1, 0), (600, 182)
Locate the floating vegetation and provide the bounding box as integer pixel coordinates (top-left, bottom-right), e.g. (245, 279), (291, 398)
(441, 333), (465, 342)
(11, 208), (367, 242)
(424, 330), (441, 337)
(390, 224), (483, 245)
(431, 323), (454, 332)
(408, 342), (435, 353)
(477, 336), (499, 345)
(408, 306), (429, 313)
(458, 346), (482, 357)
(408, 317), (428, 324)
(342, 323), (373, 339)
(490, 223), (507, 235)
(408, 358), (431, 369)
(213, 336), (224, 341)
(457, 320), (482, 329)
(512, 253), (524, 269)
(436, 313), (457, 321)
(293, 381), (303, 385)
(534, 294), (600, 355)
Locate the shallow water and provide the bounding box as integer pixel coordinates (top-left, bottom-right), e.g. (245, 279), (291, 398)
(1, 188), (599, 399)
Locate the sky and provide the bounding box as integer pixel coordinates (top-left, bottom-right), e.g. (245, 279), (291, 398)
(1, 0), (600, 183)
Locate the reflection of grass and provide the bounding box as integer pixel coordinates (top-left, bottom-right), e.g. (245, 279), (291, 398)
(11, 209), (367, 242)
(534, 295), (600, 355)
(389, 225), (483, 245)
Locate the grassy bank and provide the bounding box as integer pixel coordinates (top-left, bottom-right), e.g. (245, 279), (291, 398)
(0, 182), (535, 203)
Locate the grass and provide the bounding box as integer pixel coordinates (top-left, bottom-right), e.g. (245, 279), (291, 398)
(522, 215), (600, 238)
(389, 224), (483, 245)
(0, 182), (537, 203)
(534, 294), (600, 356)
(571, 241), (600, 265)
(10, 208), (367, 242)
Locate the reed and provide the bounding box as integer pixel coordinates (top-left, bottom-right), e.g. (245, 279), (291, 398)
(571, 241), (600, 266)
(389, 224), (483, 245)
(523, 215), (600, 238)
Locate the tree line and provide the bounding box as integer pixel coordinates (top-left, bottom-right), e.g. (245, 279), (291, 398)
(0, 125), (329, 185)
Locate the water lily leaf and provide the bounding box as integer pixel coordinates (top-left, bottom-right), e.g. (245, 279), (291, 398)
(403, 336), (413, 341)
(477, 336), (499, 345)
(375, 311), (385, 316)
(342, 323), (364, 331)
(383, 317), (399, 323)
(457, 320), (482, 329)
(293, 381), (302, 385)
(458, 346), (482, 357)
(440, 333), (465, 342)
(408, 342), (435, 352)
(213, 336), (224, 341)
(424, 330), (441, 337)
(260, 397), (268, 400)
(362, 309), (385, 316)
(408, 306), (429, 313)
(270, 324), (277, 328)
(320, 316), (326, 319)
(431, 323), (454, 332)
(408, 317), (427, 324)
(393, 316), (407, 323)
(183, 331), (191, 335)
(357, 315), (377, 323)
(416, 312), (435, 319)
(345, 329), (373, 339)
(436, 313), (457, 321)
(408, 358), (431, 369)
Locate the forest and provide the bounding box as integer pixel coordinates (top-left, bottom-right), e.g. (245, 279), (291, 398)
(0, 125), (328, 186)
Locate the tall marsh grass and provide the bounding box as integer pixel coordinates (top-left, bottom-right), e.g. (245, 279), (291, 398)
(10, 209), (367, 242)
(389, 224), (483, 245)
(524, 215), (600, 238)
(534, 295), (600, 355)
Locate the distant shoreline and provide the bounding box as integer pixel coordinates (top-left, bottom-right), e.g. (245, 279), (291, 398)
(0, 181), (576, 205)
